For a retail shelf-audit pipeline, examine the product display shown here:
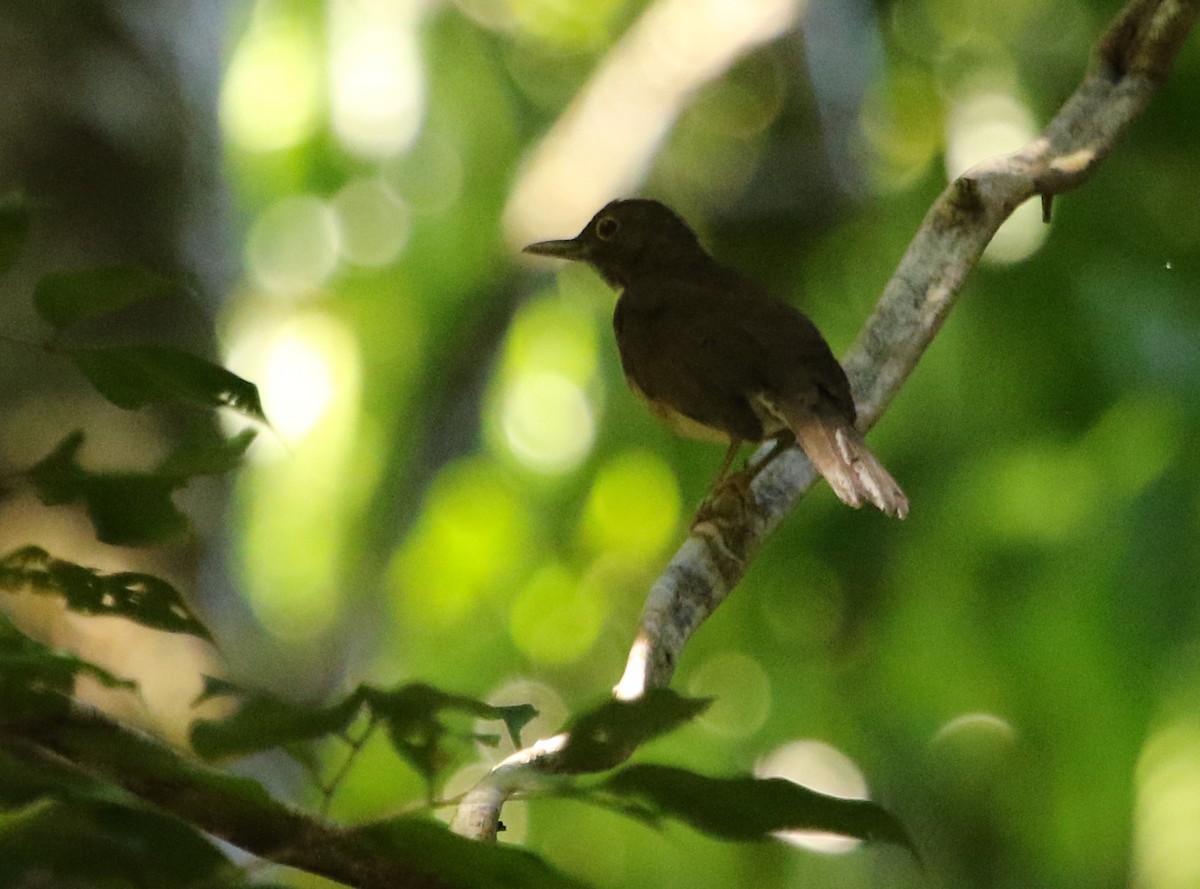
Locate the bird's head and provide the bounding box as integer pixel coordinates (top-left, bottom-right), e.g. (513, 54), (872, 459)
(523, 199), (707, 289)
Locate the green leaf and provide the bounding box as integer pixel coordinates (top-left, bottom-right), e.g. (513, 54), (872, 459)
(350, 816), (591, 889)
(364, 683), (538, 786)
(603, 764), (916, 853)
(190, 679), (366, 760)
(33, 265), (175, 329)
(80, 473), (188, 545)
(556, 690), (711, 773)
(191, 679), (537, 792)
(26, 429), (253, 546)
(0, 193), (31, 278)
(0, 613), (136, 725)
(0, 747), (117, 809)
(24, 430), (86, 505)
(0, 546), (213, 642)
(27, 431), (187, 544)
(0, 798), (236, 888)
(156, 426), (257, 478)
(69, 345), (267, 421)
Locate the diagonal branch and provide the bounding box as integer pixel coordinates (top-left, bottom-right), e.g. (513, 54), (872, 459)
(452, 0), (1199, 841)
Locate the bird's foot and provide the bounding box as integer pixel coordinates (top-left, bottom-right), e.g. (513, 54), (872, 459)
(691, 468), (755, 532)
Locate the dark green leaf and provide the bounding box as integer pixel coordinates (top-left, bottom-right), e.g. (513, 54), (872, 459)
(364, 683), (538, 785)
(603, 764), (915, 852)
(556, 690), (711, 773)
(25, 430), (86, 505)
(496, 702), (538, 747)
(350, 816), (591, 889)
(0, 747), (116, 809)
(0, 613), (136, 726)
(0, 546), (213, 641)
(190, 679), (366, 760)
(25, 428), (252, 546)
(0, 798), (235, 888)
(157, 426), (257, 478)
(0, 193), (30, 278)
(69, 345), (267, 421)
(81, 473), (187, 545)
(33, 265), (175, 329)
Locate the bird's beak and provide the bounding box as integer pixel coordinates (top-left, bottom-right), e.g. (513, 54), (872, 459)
(523, 237), (589, 261)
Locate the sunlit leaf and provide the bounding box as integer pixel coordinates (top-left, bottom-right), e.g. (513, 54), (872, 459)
(0, 193), (30, 278)
(190, 678), (366, 760)
(69, 345), (267, 421)
(350, 816), (591, 889)
(0, 546), (213, 642)
(33, 265), (175, 329)
(556, 690), (711, 773)
(603, 764), (916, 853)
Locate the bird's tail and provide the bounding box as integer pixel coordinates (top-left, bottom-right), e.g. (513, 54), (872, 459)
(789, 410), (909, 519)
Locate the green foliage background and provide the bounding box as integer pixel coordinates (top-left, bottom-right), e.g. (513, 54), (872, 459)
(2, 1), (1200, 888)
(214, 1), (1200, 886)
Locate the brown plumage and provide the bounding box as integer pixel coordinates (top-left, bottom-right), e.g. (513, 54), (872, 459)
(524, 199), (907, 519)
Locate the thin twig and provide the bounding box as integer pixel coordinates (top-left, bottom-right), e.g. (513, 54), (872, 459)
(319, 715), (380, 817)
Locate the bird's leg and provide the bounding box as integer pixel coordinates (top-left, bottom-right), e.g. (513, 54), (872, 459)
(739, 432), (794, 484)
(713, 439), (743, 485)
(694, 434), (796, 532)
(691, 440), (745, 532)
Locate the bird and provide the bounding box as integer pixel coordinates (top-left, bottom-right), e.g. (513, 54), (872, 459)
(523, 198), (907, 519)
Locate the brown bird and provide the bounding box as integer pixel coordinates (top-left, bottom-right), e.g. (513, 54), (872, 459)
(523, 199), (907, 518)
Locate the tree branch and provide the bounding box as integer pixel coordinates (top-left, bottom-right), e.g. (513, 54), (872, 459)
(452, 0), (1199, 841)
(0, 705), (461, 889)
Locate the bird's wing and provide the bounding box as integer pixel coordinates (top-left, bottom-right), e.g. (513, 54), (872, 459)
(615, 279), (769, 442)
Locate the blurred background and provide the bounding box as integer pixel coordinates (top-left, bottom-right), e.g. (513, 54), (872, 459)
(1, 0), (1199, 887)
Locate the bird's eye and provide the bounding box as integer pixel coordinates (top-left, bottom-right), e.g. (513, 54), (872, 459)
(595, 216), (619, 240)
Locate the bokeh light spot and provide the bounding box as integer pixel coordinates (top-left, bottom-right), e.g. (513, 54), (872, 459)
(945, 89), (1047, 264)
(687, 651), (771, 739)
(982, 446), (1099, 540)
(933, 711), (1018, 745)
(227, 312), (361, 640)
(261, 322), (337, 443)
(1134, 717), (1200, 889)
(860, 66), (942, 190)
(756, 740), (870, 854)
(391, 458), (532, 629)
(332, 178), (411, 267)
(509, 564), (606, 664)
(1083, 393), (1181, 497)
(931, 712), (1019, 784)
(581, 450), (680, 561)
(330, 0), (425, 159)
(505, 295), (599, 384)
(221, 13), (322, 152)
(489, 293), (603, 475)
(246, 195), (340, 297)
(500, 372), (595, 475)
